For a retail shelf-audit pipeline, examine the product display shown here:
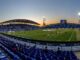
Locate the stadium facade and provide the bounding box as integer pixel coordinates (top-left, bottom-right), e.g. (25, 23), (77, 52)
(0, 19), (40, 32)
(0, 19), (80, 32)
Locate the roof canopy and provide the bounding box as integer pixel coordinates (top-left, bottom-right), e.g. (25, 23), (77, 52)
(0, 19), (40, 25)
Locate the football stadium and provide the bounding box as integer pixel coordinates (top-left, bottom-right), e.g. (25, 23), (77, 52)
(0, 19), (80, 60)
(0, 0), (80, 60)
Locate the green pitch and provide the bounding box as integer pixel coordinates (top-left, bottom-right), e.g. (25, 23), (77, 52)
(6, 29), (80, 42)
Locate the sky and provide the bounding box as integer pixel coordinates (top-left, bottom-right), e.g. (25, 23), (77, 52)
(0, 0), (80, 25)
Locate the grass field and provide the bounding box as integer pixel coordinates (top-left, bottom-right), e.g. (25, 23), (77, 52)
(6, 29), (80, 42)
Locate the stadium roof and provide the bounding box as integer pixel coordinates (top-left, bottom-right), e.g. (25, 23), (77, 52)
(0, 19), (40, 25)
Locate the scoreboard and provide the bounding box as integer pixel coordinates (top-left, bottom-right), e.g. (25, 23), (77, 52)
(60, 20), (67, 24)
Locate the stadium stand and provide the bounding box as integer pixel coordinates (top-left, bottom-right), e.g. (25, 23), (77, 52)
(0, 34), (78, 60)
(0, 50), (8, 60)
(0, 19), (40, 32)
(43, 20), (80, 29)
(0, 24), (39, 32)
(43, 23), (80, 29)
(0, 44), (20, 60)
(0, 19), (80, 32)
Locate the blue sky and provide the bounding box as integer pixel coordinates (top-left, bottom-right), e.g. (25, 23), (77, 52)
(0, 0), (80, 24)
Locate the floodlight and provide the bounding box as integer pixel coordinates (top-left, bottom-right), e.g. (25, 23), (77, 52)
(78, 12), (80, 16)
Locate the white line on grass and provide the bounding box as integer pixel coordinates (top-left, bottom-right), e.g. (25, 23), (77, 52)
(68, 30), (74, 41)
(75, 29), (80, 41)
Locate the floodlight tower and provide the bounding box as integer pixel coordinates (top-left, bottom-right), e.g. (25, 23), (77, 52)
(78, 12), (80, 29)
(43, 18), (46, 26)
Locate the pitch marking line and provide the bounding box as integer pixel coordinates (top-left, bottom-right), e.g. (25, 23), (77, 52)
(68, 31), (74, 41)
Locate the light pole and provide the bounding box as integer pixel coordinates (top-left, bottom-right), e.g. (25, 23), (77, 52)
(78, 12), (80, 29)
(43, 16), (46, 26)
